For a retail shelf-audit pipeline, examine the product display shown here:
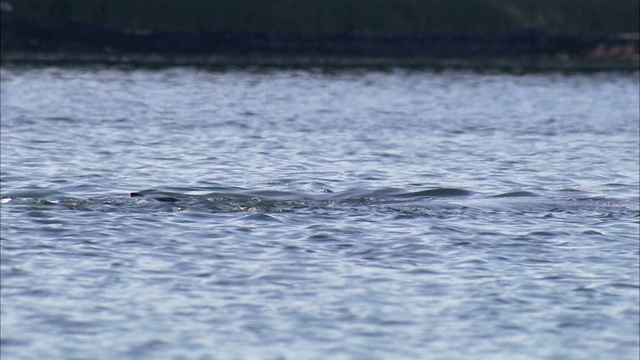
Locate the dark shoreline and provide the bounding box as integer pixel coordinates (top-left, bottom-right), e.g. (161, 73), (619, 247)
(2, 9), (639, 69)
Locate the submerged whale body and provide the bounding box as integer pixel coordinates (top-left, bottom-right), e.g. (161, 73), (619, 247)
(8, 188), (627, 215)
(121, 188), (638, 215)
(3, 188), (636, 215)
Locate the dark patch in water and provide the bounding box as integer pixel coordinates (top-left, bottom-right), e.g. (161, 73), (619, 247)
(154, 196), (180, 203)
(129, 192), (179, 202)
(398, 188), (474, 198)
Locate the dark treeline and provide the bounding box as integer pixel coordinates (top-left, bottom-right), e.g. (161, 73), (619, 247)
(2, 0), (639, 59)
(6, 0), (639, 34)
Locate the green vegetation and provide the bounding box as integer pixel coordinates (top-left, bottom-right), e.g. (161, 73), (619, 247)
(9, 0), (639, 35)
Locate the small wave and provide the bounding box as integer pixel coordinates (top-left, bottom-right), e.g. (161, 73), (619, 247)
(3, 189), (67, 199)
(239, 213), (284, 222)
(488, 191), (540, 198)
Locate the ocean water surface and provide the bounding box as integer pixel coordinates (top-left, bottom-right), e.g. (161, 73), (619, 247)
(1, 64), (639, 359)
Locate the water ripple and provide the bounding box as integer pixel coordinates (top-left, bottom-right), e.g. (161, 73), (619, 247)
(2, 67), (638, 360)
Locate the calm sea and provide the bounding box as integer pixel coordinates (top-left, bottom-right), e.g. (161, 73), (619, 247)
(1, 64), (639, 359)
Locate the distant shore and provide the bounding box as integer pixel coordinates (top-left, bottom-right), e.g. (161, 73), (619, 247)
(2, 0), (638, 68)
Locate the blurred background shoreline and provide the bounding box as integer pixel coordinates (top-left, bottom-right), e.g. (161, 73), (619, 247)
(2, 0), (639, 69)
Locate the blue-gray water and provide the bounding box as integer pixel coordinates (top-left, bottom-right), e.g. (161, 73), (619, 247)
(1, 65), (639, 360)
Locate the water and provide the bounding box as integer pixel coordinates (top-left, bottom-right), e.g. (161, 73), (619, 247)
(1, 64), (639, 360)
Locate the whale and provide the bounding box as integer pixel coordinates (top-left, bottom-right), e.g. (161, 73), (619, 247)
(2, 188), (637, 216)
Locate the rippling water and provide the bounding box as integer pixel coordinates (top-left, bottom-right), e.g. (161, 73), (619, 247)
(1, 65), (639, 359)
